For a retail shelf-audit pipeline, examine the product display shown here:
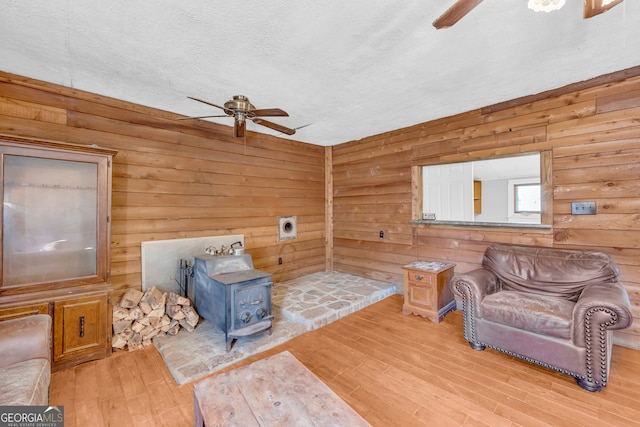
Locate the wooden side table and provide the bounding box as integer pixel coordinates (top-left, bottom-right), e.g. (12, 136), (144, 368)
(402, 261), (456, 323)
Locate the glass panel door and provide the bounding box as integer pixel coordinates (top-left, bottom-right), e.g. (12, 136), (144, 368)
(3, 155), (98, 286)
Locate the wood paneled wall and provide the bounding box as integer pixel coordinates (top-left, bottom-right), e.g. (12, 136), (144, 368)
(0, 71), (327, 297)
(2, 68), (638, 349)
(332, 67), (640, 349)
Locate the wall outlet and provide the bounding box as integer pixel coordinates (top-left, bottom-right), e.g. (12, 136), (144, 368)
(571, 201), (596, 215)
(422, 213), (436, 220)
(379, 231), (384, 238)
(278, 257), (283, 265)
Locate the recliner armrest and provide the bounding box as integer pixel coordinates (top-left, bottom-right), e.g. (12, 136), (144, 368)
(572, 281), (633, 347)
(450, 268), (499, 318)
(0, 314), (51, 369)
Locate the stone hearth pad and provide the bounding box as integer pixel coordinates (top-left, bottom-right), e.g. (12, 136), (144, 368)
(154, 271), (398, 385)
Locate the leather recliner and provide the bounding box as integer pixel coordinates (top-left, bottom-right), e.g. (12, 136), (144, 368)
(450, 244), (633, 392)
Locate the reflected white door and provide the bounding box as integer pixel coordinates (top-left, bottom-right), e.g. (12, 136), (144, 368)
(423, 163), (473, 221)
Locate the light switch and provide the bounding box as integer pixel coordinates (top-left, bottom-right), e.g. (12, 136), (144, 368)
(571, 201), (596, 215)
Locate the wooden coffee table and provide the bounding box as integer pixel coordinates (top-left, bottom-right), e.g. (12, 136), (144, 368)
(193, 351), (370, 426)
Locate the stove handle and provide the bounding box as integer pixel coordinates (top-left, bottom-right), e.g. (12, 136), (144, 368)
(240, 311), (252, 324)
(240, 299), (264, 306)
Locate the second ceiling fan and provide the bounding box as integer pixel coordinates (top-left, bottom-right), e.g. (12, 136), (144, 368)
(178, 95), (296, 138)
(433, 0), (624, 29)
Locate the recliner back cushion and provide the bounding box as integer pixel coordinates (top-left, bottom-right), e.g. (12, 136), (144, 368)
(482, 245), (619, 302)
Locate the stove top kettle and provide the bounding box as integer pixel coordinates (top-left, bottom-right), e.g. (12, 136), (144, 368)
(230, 241), (245, 256)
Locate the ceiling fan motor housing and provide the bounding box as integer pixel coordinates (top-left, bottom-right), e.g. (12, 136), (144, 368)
(224, 95), (255, 115)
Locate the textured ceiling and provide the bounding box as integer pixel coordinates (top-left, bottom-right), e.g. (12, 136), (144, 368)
(1, 1), (639, 146)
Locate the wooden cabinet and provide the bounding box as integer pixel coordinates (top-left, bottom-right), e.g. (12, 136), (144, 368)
(53, 292), (111, 370)
(0, 135), (116, 370)
(0, 285), (112, 370)
(402, 261), (455, 323)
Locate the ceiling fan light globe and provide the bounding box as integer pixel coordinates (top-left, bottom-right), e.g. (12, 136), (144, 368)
(528, 0), (566, 12)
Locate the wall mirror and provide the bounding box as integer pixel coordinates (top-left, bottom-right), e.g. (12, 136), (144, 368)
(421, 152), (546, 225)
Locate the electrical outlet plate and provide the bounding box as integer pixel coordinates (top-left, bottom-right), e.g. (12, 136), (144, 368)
(571, 201), (596, 215)
(422, 213), (436, 220)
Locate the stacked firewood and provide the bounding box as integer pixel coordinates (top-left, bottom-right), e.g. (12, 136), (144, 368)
(111, 286), (199, 351)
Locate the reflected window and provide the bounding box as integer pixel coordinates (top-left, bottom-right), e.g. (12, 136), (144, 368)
(515, 183), (541, 213)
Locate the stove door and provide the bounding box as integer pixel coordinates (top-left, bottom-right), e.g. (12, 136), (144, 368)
(232, 282), (273, 333)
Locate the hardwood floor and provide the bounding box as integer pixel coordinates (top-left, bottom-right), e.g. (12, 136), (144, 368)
(50, 295), (640, 426)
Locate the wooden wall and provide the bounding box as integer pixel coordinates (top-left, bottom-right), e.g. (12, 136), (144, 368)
(0, 71), (327, 297)
(332, 67), (640, 349)
(1, 67), (638, 349)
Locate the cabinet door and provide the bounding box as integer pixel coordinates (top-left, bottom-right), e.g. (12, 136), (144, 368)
(407, 282), (435, 311)
(54, 295), (108, 360)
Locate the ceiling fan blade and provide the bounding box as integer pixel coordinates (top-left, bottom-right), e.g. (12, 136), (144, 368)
(251, 108), (289, 117)
(433, 0), (483, 29)
(187, 96), (232, 114)
(176, 114), (230, 121)
(234, 119), (246, 138)
(584, 0), (623, 18)
(252, 118), (296, 135)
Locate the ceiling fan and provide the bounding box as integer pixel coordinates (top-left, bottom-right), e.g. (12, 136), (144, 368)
(432, 0), (624, 29)
(178, 95), (296, 138)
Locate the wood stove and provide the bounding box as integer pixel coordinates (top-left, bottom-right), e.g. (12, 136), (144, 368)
(193, 254), (273, 351)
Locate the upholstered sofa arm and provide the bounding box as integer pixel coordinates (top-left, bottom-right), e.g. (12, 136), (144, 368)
(0, 314), (51, 369)
(572, 281), (633, 348)
(450, 269), (499, 346)
(450, 268), (499, 315)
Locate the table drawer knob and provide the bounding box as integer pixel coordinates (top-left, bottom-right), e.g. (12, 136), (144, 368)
(411, 273), (432, 283)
